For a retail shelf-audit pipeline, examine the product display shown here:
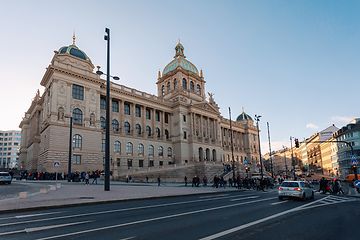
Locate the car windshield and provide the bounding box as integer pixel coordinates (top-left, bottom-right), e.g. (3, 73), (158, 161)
(281, 182), (299, 187)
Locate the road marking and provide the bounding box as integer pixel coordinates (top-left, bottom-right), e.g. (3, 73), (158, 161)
(199, 195), (356, 240)
(270, 200), (288, 205)
(36, 197), (277, 240)
(230, 196), (259, 201)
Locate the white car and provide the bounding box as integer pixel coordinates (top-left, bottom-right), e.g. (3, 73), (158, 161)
(278, 181), (314, 200)
(0, 172), (12, 184)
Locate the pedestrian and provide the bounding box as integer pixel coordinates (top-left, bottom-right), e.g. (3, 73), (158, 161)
(203, 176), (207, 187)
(91, 171), (98, 184)
(85, 172), (90, 185)
(184, 176), (187, 186)
(146, 175), (149, 183)
(157, 176), (161, 186)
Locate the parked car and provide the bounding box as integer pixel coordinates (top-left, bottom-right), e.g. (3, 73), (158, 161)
(278, 181), (314, 200)
(0, 172), (12, 184)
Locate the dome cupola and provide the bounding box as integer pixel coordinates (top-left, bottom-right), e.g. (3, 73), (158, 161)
(58, 34), (92, 63)
(236, 107), (253, 121)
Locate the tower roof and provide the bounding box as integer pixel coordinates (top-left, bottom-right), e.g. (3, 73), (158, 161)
(58, 34), (92, 63)
(236, 107), (253, 121)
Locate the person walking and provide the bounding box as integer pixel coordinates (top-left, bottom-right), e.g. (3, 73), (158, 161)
(157, 176), (161, 186)
(85, 172), (90, 185)
(91, 171), (98, 184)
(184, 176), (188, 186)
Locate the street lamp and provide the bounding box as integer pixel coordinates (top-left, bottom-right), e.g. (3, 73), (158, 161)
(290, 136), (296, 179)
(64, 116), (78, 182)
(229, 107), (235, 182)
(97, 28), (119, 191)
(255, 115), (263, 179)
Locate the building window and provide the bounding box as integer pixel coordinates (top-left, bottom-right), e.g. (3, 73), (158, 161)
(101, 117), (106, 130)
(72, 84), (83, 100)
(149, 160), (154, 167)
(184, 131), (187, 139)
(124, 103), (130, 115)
(101, 139), (105, 151)
(139, 160), (144, 167)
(149, 145), (154, 156)
(127, 159), (132, 168)
(165, 129), (169, 139)
(73, 108), (82, 124)
(158, 146), (163, 156)
(174, 79), (177, 88)
(146, 109), (151, 119)
(100, 97), (106, 110)
(111, 119), (119, 132)
(136, 124), (141, 135)
(73, 155), (81, 165)
(183, 115), (186, 122)
(114, 141), (121, 152)
(124, 122), (130, 133)
(162, 86), (165, 95)
(73, 134), (82, 148)
(155, 111), (160, 122)
(197, 85), (201, 95)
(117, 158), (120, 167)
(146, 126), (151, 137)
(165, 113), (169, 123)
(182, 78), (187, 89)
(190, 81), (194, 92)
(167, 82), (171, 92)
(159, 161), (163, 166)
(156, 128), (161, 138)
(138, 144), (144, 155)
(135, 106), (141, 117)
(167, 147), (172, 157)
(112, 100), (119, 112)
(126, 142), (133, 154)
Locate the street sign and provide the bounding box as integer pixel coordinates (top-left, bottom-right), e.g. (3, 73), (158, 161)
(257, 164), (261, 169)
(351, 155), (358, 165)
(354, 180), (360, 188)
(244, 159), (248, 167)
(54, 162), (60, 167)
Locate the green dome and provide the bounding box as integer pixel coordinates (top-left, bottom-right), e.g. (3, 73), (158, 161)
(236, 108), (253, 121)
(163, 41), (198, 76)
(58, 35), (91, 63)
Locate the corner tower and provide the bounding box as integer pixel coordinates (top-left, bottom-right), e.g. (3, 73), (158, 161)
(157, 40), (205, 102)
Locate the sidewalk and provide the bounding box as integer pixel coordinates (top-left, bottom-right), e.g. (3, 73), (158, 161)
(0, 180), (239, 213)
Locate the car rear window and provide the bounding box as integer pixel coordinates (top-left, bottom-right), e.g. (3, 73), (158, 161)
(0, 173), (10, 176)
(281, 182), (299, 187)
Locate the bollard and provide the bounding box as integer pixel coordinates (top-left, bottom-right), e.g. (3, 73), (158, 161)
(50, 186), (56, 191)
(19, 192), (27, 199)
(40, 188), (47, 194)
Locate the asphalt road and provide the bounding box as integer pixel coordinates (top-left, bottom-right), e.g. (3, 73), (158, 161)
(0, 188), (359, 240)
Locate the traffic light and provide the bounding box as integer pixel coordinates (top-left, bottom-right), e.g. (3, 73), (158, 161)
(353, 165), (357, 173)
(295, 138), (299, 148)
(245, 167), (249, 173)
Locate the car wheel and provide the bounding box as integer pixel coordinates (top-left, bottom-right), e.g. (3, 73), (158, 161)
(310, 191), (314, 199)
(278, 196), (284, 201)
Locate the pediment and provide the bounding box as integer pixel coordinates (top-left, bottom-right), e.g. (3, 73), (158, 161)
(192, 102), (220, 115)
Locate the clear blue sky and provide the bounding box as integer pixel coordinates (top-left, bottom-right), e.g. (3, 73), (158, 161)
(1, 0), (359, 153)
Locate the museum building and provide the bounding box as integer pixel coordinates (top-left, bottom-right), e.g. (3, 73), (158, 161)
(19, 36), (261, 178)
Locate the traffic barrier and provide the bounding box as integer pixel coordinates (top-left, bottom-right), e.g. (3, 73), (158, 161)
(19, 192), (27, 199)
(40, 188), (47, 194)
(50, 186), (56, 191)
(57, 183), (61, 188)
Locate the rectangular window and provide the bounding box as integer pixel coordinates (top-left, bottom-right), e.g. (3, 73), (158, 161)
(73, 155), (81, 164)
(117, 158), (121, 167)
(112, 100), (119, 112)
(15, 138), (21, 141)
(127, 159), (132, 168)
(184, 131), (187, 139)
(159, 161), (163, 166)
(146, 109), (151, 119)
(124, 103), (130, 115)
(100, 96), (106, 110)
(183, 115), (186, 122)
(72, 84), (84, 100)
(135, 106), (141, 117)
(155, 111), (160, 122)
(165, 113), (169, 124)
(139, 160), (144, 167)
(149, 160), (154, 167)
(101, 139), (105, 151)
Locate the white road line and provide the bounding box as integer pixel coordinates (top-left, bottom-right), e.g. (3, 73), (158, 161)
(0, 211), (64, 220)
(0, 194), (254, 227)
(230, 196), (259, 201)
(36, 197), (277, 240)
(200, 195), (355, 240)
(270, 200), (288, 205)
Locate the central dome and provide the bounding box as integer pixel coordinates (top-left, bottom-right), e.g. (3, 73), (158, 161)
(163, 41), (199, 76)
(58, 35), (91, 63)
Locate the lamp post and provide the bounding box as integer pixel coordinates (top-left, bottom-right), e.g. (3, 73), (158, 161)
(64, 116), (75, 182)
(97, 28), (120, 191)
(290, 136), (296, 179)
(229, 107), (235, 182)
(282, 145), (288, 174)
(255, 115), (263, 179)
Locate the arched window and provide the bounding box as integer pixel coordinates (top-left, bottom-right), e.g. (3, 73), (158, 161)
(212, 149), (217, 161)
(162, 85), (165, 96)
(165, 129), (169, 139)
(101, 117), (106, 130)
(114, 141), (121, 152)
(124, 122), (130, 133)
(190, 81), (194, 92)
(146, 126), (151, 137)
(206, 148), (210, 160)
(158, 146), (163, 156)
(174, 79), (177, 88)
(138, 144), (144, 155)
(156, 127), (161, 137)
(126, 142), (133, 154)
(197, 85), (201, 95)
(136, 124), (141, 135)
(182, 78), (187, 89)
(73, 108), (82, 123)
(112, 119), (119, 132)
(149, 145), (154, 156)
(73, 134), (82, 148)
(167, 147), (172, 157)
(167, 82), (171, 92)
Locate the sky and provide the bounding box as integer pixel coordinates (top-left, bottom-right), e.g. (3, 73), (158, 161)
(1, 0), (359, 153)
